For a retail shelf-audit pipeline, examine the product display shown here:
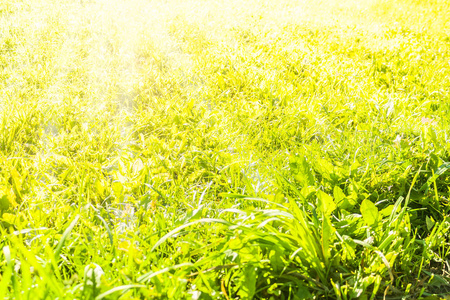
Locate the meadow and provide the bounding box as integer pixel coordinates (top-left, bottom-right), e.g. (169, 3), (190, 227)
(1, 0), (450, 298)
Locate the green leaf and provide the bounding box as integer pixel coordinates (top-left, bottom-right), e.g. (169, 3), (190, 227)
(321, 215), (335, 265)
(333, 186), (345, 204)
(360, 199), (378, 226)
(426, 216), (435, 231)
(341, 235), (356, 260)
(290, 156), (315, 187)
(316, 190), (336, 216)
(237, 264), (256, 298)
(112, 181), (123, 198)
(0, 194), (9, 211)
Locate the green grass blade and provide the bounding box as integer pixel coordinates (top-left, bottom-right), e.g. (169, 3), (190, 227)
(151, 218), (232, 251)
(55, 214), (80, 259)
(95, 284), (147, 300)
(137, 262), (194, 283)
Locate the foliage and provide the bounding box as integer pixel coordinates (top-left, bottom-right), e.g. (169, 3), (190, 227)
(1, 0), (450, 298)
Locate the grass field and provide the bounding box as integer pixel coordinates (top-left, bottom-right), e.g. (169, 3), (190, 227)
(1, 0), (450, 298)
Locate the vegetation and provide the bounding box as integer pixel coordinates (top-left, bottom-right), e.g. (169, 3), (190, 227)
(1, 0), (450, 298)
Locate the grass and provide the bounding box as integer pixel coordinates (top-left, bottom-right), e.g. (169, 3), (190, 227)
(1, 0), (450, 298)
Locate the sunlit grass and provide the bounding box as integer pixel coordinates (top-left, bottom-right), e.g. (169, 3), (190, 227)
(1, 0), (450, 298)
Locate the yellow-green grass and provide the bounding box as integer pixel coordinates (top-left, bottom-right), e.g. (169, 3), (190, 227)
(1, 0), (450, 298)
